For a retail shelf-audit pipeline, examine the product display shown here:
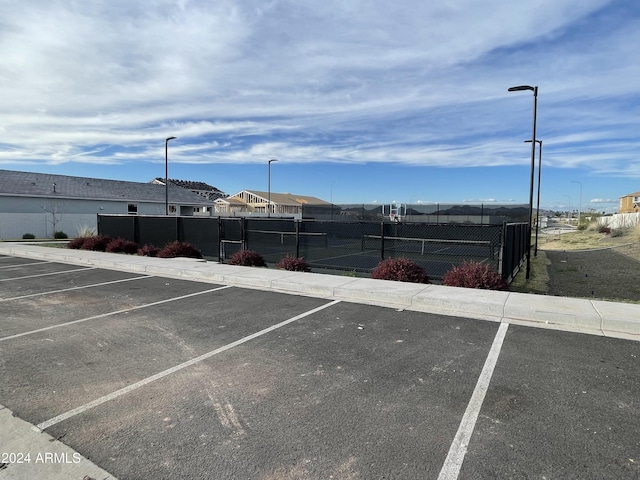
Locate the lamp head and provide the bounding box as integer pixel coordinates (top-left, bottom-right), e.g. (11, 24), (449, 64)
(508, 85), (535, 92)
(166, 136), (177, 142)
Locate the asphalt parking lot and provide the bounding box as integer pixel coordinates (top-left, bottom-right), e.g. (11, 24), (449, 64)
(0, 253), (639, 480)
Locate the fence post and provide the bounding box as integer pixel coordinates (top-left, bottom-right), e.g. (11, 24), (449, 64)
(217, 217), (223, 263)
(380, 221), (385, 260)
(499, 222), (506, 279)
(242, 217), (247, 251)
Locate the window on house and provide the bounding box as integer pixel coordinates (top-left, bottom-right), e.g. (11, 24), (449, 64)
(127, 204), (138, 214)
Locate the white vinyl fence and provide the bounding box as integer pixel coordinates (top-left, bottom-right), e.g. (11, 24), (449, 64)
(597, 212), (640, 229)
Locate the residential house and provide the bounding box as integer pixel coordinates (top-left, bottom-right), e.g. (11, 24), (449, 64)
(215, 190), (331, 218)
(0, 169), (216, 239)
(151, 178), (227, 201)
(619, 191), (640, 213)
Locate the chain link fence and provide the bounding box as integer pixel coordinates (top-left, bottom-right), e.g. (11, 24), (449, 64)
(98, 215), (528, 281)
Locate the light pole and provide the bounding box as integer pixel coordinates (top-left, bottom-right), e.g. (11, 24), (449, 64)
(330, 181), (336, 220)
(508, 85), (538, 279)
(571, 180), (582, 227)
(268, 159), (278, 217)
(165, 136), (177, 215)
(525, 139), (542, 256)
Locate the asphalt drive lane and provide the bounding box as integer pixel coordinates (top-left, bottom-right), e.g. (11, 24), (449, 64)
(461, 325), (640, 480)
(0, 287), (328, 426)
(43, 303), (499, 480)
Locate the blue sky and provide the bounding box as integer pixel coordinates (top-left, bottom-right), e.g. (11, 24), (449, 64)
(1, 0), (639, 213)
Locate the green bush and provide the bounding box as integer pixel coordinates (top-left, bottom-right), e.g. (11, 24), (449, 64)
(371, 258), (429, 283)
(22, 233), (36, 239)
(157, 241), (203, 259)
(442, 261), (507, 290)
(54, 231), (68, 239)
(228, 250), (266, 267)
(276, 256), (311, 272)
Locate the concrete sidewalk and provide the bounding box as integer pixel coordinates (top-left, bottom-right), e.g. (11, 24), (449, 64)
(1, 242), (639, 341)
(1, 242), (639, 480)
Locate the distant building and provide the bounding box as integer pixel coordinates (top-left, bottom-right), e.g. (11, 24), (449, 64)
(214, 190), (331, 218)
(151, 178), (227, 201)
(0, 169), (215, 239)
(619, 191), (640, 213)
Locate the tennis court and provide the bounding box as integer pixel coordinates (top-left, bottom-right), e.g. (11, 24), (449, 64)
(243, 228), (500, 277)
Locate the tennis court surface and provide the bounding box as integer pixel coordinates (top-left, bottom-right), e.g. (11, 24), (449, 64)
(0, 245), (639, 480)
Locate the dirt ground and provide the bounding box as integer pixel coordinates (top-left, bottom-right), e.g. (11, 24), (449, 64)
(511, 228), (640, 304)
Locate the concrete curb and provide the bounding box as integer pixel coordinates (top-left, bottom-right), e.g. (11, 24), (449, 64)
(0, 404), (118, 480)
(1, 243), (639, 341)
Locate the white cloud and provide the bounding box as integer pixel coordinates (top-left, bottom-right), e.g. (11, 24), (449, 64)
(0, 0), (639, 185)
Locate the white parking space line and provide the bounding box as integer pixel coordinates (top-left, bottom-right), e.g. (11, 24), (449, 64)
(0, 266), (96, 281)
(0, 285), (233, 342)
(0, 260), (54, 270)
(0, 274), (153, 302)
(36, 299), (342, 431)
(438, 322), (509, 480)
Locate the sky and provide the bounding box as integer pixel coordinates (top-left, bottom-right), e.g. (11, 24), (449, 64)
(1, 0), (639, 213)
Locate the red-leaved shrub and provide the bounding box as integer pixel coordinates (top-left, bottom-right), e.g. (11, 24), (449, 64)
(371, 257), (429, 283)
(138, 244), (161, 257)
(276, 256), (311, 272)
(106, 238), (140, 254)
(228, 250), (266, 267)
(80, 235), (112, 252)
(157, 241), (203, 259)
(67, 237), (88, 249)
(442, 261), (507, 290)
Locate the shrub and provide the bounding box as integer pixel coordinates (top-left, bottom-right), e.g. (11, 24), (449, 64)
(80, 235), (112, 252)
(67, 237), (88, 249)
(76, 225), (96, 237)
(610, 228), (626, 238)
(54, 231), (68, 239)
(106, 238), (140, 254)
(598, 225), (611, 234)
(228, 250), (266, 267)
(371, 257), (429, 284)
(22, 233), (36, 239)
(442, 261), (507, 290)
(276, 256), (311, 272)
(157, 241), (203, 259)
(138, 244), (161, 257)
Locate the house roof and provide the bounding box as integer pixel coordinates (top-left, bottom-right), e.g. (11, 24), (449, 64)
(153, 178), (226, 193)
(621, 191), (640, 198)
(215, 197), (246, 206)
(0, 169), (213, 205)
(232, 190), (330, 205)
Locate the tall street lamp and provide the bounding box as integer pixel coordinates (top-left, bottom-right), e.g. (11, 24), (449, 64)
(525, 139), (542, 256)
(508, 85), (538, 279)
(330, 181), (336, 220)
(165, 136), (177, 215)
(268, 159), (278, 217)
(571, 180), (582, 227)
